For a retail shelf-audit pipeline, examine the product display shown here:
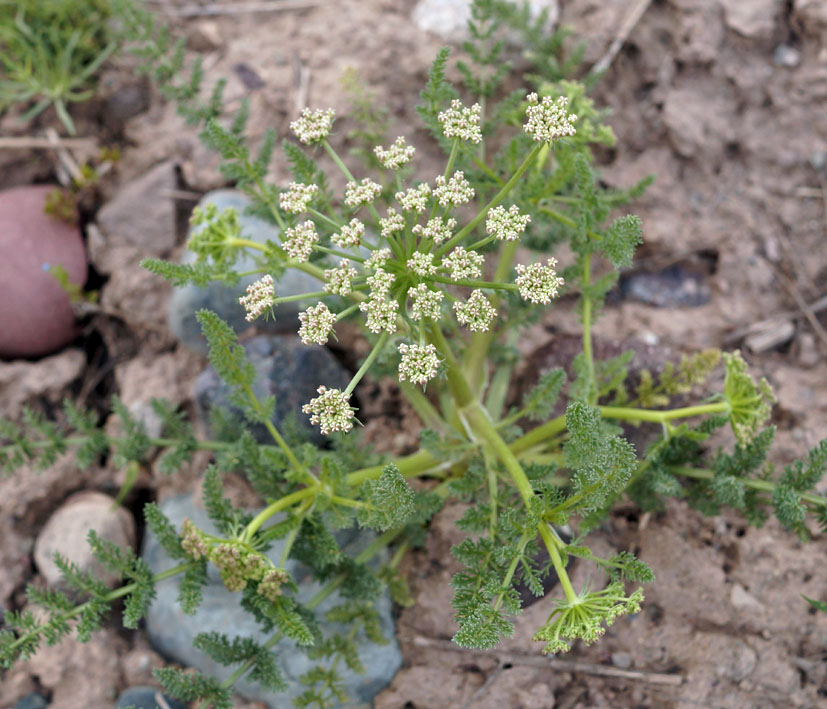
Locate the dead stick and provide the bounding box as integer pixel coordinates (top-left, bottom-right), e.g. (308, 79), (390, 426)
(777, 273), (827, 353)
(591, 0), (653, 75)
(0, 136), (97, 150)
(162, 1), (322, 17)
(411, 635), (684, 686)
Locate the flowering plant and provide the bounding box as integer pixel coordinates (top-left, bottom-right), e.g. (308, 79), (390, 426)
(2, 4), (826, 708)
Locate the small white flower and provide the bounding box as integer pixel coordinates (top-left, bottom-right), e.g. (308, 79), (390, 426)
(412, 216), (457, 245)
(291, 107), (335, 144)
(238, 274), (275, 322)
(279, 182), (318, 214)
(344, 178), (382, 208)
(298, 302), (337, 345)
(302, 386), (354, 435)
(433, 171), (474, 207)
(439, 99), (482, 143)
(443, 246), (484, 281)
(332, 218), (365, 249)
(515, 258), (564, 304)
(367, 267), (395, 297)
(454, 290), (496, 332)
(380, 208), (405, 238)
(282, 221), (319, 262)
(359, 295), (398, 334)
(398, 343), (440, 386)
(324, 259), (357, 296)
(486, 204), (530, 242)
(396, 183), (432, 213)
(523, 93), (577, 144)
(408, 283), (444, 320)
(365, 248), (391, 270)
(407, 251), (437, 277)
(374, 136), (415, 170)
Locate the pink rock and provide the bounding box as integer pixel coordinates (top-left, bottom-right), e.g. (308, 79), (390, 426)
(0, 185), (87, 359)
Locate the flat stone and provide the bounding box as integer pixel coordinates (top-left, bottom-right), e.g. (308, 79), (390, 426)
(412, 0), (558, 40)
(194, 334), (349, 446)
(619, 264), (711, 308)
(168, 190), (321, 354)
(34, 491), (136, 588)
(0, 186), (87, 359)
(143, 494), (402, 708)
(97, 161), (178, 256)
(115, 686), (187, 709)
(720, 0), (779, 40)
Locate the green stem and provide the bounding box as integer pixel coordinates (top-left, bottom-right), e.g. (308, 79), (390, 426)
(274, 290), (327, 304)
(314, 245), (365, 262)
(343, 332), (390, 398)
(308, 208), (342, 230)
(599, 402), (731, 424)
(243, 486), (316, 540)
(430, 276), (517, 291)
(581, 253), (595, 406)
(322, 140), (382, 224)
(539, 206), (602, 241)
(399, 381), (446, 432)
(435, 143), (543, 258)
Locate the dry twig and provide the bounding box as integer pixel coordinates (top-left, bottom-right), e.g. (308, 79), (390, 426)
(158, 0), (323, 17)
(590, 0), (653, 75)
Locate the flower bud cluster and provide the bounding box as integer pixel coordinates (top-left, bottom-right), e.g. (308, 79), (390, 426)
(515, 258), (564, 304)
(279, 182), (318, 214)
(412, 216), (456, 244)
(398, 343), (440, 386)
(211, 543), (269, 592)
(181, 518), (209, 560)
(396, 183), (431, 213)
(454, 289), (496, 332)
(324, 259), (357, 295)
(367, 267), (395, 295)
(380, 208), (405, 238)
(360, 295), (399, 334)
(433, 171), (475, 207)
(282, 221), (319, 262)
(238, 274), (275, 322)
(302, 386), (355, 434)
(444, 246), (484, 281)
(365, 248), (391, 270)
(438, 99), (482, 143)
(298, 302), (337, 345)
(291, 107), (335, 144)
(374, 136), (416, 169)
(258, 568), (290, 602)
(486, 204), (530, 242)
(408, 283), (444, 320)
(345, 178), (382, 208)
(524, 93), (577, 144)
(407, 251), (437, 277)
(332, 218), (365, 248)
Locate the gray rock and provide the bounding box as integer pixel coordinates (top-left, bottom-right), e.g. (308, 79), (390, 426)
(143, 495), (402, 708)
(619, 264), (711, 308)
(412, 0), (558, 41)
(115, 686), (187, 709)
(773, 44), (802, 68)
(168, 190), (320, 354)
(194, 334), (349, 445)
(97, 161), (178, 256)
(13, 694), (48, 709)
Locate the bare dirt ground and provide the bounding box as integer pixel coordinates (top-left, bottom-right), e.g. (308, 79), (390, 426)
(1, 0), (827, 707)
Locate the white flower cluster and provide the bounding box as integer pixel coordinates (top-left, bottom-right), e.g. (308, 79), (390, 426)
(324, 259), (357, 295)
(398, 343), (440, 386)
(433, 171), (475, 207)
(407, 251), (437, 277)
(408, 283), (443, 320)
(523, 93), (577, 144)
(365, 248), (391, 270)
(396, 183), (431, 213)
(367, 267), (395, 295)
(302, 386), (354, 435)
(454, 289), (496, 332)
(298, 302), (337, 345)
(332, 218), (365, 248)
(374, 136), (415, 170)
(515, 258), (564, 304)
(238, 274), (275, 322)
(412, 216), (456, 244)
(380, 208), (405, 238)
(291, 107), (335, 144)
(360, 296), (399, 334)
(443, 246), (484, 281)
(344, 178), (382, 208)
(279, 182), (318, 214)
(486, 204), (530, 241)
(438, 99), (482, 143)
(282, 221), (318, 262)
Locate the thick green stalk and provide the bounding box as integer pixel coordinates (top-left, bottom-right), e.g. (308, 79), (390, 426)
(243, 486), (316, 540)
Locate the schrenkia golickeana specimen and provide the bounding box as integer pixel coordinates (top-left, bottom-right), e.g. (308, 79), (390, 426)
(2, 2), (827, 707)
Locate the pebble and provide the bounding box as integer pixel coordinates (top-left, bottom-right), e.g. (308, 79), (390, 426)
(143, 494), (402, 708)
(412, 0), (558, 40)
(114, 686), (187, 709)
(773, 44), (802, 68)
(611, 651), (633, 669)
(12, 694), (48, 709)
(0, 185), (87, 359)
(619, 264), (711, 308)
(34, 492), (136, 588)
(194, 334), (350, 446)
(168, 190), (321, 354)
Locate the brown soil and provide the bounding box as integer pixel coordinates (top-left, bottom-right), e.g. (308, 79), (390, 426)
(1, 0), (826, 707)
